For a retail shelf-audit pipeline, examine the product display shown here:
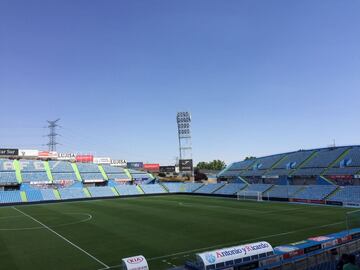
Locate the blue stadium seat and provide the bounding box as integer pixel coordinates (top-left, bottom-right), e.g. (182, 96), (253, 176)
(58, 188), (86, 200)
(26, 190), (43, 202)
(115, 185), (140, 196)
(140, 184), (166, 194)
(194, 183), (225, 194)
(0, 191), (22, 204)
(87, 186), (115, 198)
(214, 183), (247, 195)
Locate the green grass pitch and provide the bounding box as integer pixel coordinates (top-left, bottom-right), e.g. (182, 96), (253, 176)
(0, 195), (351, 270)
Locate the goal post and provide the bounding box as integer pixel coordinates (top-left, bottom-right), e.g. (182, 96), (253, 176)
(237, 191), (263, 202)
(346, 209), (360, 233)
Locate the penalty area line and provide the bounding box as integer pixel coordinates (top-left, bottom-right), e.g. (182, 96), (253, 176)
(12, 207), (109, 269)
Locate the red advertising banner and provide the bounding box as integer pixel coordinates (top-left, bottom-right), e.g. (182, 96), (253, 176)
(75, 155), (94, 163)
(143, 163), (160, 171)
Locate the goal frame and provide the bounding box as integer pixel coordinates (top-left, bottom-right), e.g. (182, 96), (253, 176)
(237, 191), (263, 202)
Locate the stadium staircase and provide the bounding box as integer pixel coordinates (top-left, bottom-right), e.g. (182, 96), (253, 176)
(71, 163), (82, 181)
(318, 175), (334, 185)
(98, 165), (108, 180)
(159, 182), (169, 192)
(124, 169), (132, 180)
(289, 151), (318, 176)
(111, 187), (119, 196)
(321, 148), (351, 176)
(136, 185), (145, 194)
(53, 189), (61, 200)
(324, 186), (341, 201)
(20, 191), (27, 202)
(44, 161), (53, 183)
(83, 188), (91, 198)
(211, 183), (226, 194)
(291, 186), (307, 197)
(13, 160), (22, 183)
(265, 154), (290, 176)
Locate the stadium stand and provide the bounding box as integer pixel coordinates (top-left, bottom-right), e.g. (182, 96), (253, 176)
(292, 147), (348, 176)
(19, 160), (50, 183)
(163, 183), (184, 193)
(25, 189), (43, 202)
(328, 186), (360, 204)
(214, 183), (247, 195)
(40, 189), (57, 201)
(292, 185), (338, 200)
(140, 184), (166, 194)
(241, 154), (287, 177)
(0, 159), (17, 184)
(101, 165), (131, 180)
(324, 146), (360, 175)
(87, 186), (115, 198)
(48, 161), (77, 181)
(58, 188), (86, 200)
(0, 171), (18, 184)
(184, 183), (203, 192)
(265, 150), (315, 177)
(264, 185), (303, 199)
(0, 191), (22, 203)
(244, 184), (273, 193)
(115, 185), (140, 196)
(194, 183), (225, 194)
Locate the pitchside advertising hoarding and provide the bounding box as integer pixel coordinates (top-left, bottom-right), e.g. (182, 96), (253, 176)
(127, 162), (144, 169)
(196, 241), (273, 267)
(159, 166), (176, 173)
(143, 164), (160, 172)
(0, 148), (18, 156)
(121, 255), (149, 270)
(179, 159), (193, 171)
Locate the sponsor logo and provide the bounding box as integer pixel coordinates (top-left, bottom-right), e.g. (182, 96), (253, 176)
(308, 236), (331, 242)
(214, 243), (269, 259)
(126, 257), (144, 264)
(205, 253), (216, 264)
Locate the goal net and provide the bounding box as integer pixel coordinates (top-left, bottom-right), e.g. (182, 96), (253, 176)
(346, 209), (360, 232)
(237, 191), (263, 201)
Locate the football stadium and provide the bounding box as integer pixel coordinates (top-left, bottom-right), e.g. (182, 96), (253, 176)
(1, 145), (360, 270)
(2, 1), (360, 270)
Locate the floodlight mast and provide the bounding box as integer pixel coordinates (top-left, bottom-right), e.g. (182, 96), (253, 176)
(176, 112), (193, 178)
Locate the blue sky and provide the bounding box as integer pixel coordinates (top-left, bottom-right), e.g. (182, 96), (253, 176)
(0, 0), (359, 165)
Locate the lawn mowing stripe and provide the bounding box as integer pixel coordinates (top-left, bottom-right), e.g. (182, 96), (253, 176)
(12, 207), (109, 269)
(104, 220), (345, 268)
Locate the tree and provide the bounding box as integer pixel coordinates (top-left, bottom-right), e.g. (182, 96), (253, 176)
(196, 160), (226, 170)
(244, 156), (256, 161)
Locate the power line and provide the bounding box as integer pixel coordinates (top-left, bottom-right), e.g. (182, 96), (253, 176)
(46, 119), (61, 151)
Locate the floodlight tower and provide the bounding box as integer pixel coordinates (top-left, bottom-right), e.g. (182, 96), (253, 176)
(176, 112), (193, 175)
(46, 119), (60, 151)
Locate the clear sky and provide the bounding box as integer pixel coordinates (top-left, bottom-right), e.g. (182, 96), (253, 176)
(0, 0), (359, 165)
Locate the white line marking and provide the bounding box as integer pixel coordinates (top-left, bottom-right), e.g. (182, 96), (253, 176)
(147, 221), (345, 261)
(12, 207), (109, 269)
(0, 213), (93, 231)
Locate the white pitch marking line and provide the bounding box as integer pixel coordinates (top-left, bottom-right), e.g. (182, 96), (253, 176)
(12, 207), (109, 269)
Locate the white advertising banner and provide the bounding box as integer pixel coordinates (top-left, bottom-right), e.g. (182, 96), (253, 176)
(93, 157), (111, 164)
(121, 255), (149, 270)
(197, 242), (273, 267)
(110, 159), (127, 167)
(18, 149), (39, 158)
(38, 151), (58, 159)
(57, 153), (76, 161)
